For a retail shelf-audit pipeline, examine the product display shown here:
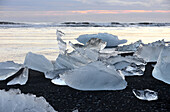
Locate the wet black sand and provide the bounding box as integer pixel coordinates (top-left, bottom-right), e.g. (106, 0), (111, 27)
(0, 63), (170, 112)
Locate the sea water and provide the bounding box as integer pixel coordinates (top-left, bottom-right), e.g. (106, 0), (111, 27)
(0, 26), (169, 63)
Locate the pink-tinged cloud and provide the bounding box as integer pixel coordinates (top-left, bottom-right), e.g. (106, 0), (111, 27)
(71, 10), (170, 14)
(0, 10), (169, 17)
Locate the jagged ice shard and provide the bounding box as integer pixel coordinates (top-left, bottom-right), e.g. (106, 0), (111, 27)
(24, 52), (54, 73)
(132, 89), (158, 101)
(0, 89), (56, 112)
(134, 40), (165, 62)
(0, 61), (22, 81)
(7, 67), (29, 85)
(152, 46), (170, 84)
(76, 33), (127, 47)
(56, 30), (67, 54)
(55, 38), (107, 70)
(103, 55), (146, 76)
(61, 61), (127, 91)
(116, 40), (143, 52)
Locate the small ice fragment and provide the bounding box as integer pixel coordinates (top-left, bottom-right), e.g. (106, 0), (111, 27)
(72, 109), (79, 112)
(132, 89), (158, 101)
(77, 33), (127, 47)
(7, 67), (29, 85)
(24, 52), (54, 73)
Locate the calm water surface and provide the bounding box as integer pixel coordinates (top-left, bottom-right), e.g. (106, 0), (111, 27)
(0, 27), (170, 63)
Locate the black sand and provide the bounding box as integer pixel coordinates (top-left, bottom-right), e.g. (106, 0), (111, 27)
(0, 63), (170, 112)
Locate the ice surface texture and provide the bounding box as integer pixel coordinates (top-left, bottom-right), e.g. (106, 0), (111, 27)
(134, 40), (165, 62)
(132, 89), (158, 101)
(7, 67), (29, 85)
(152, 46), (170, 84)
(61, 61), (127, 91)
(103, 55), (146, 76)
(116, 40), (143, 51)
(24, 52), (54, 73)
(0, 61), (22, 81)
(77, 33), (127, 47)
(0, 89), (56, 112)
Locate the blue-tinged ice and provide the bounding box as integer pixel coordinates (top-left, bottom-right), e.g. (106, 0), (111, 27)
(152, 46), (170, 84)
(61, 61), (127, 91)
(0, 61), (22, 81)
(45, 69), (70, 79)
(51, 75), (67, 86)
(56, 30), (67, 54)
(103, 56), (146, 76)
(0, 89), (56, 112)
(132, 89), (158, 101)
(104, 55), (146, 66)
(116, 40), (143, 51)
(69, 38), (107, 51)
(24, 52), (54, 73)
(7, 67), (29, 85)
(134, 40), (165, 62)
(77, 33), (127, 47)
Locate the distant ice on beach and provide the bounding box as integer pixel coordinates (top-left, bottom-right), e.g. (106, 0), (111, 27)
(77, 33), (127, 47)
(0, 89), (56, 112)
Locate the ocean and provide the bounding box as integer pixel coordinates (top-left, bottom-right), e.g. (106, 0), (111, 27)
(0, 25), (170, 63)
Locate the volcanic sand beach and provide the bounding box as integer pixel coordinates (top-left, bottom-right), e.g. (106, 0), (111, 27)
(0, 62), (170, 112)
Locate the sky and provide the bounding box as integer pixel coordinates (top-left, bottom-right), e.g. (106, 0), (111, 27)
(0, 0), (170, 23)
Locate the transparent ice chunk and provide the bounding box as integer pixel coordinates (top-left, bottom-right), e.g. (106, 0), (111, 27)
(0, 89), (56, 112)
(69, 38), (106, 51)
(116, 40), (143, 51)
(61, 61), (127, 91)
(56, 30), (67, 54)
(152, 46), (170, 84)
(24, 52), (54, 73)
(7, 67), (29, 85)
(132, 89), (158, 101)
(0, 61), (22, 81)
(134, 40), (165, 62)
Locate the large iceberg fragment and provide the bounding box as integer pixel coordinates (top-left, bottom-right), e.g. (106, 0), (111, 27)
(0, 61), (22, 80)
(0, 89), (56, 112)
(116, 40), (143, 51)
(61, 61), (127, 91)
(152, 46), (170, 84)
(24, 52), (54, 73)
(132, 89), (158, 101)
(77, 33), (127, 47)
(7, 67), (29, 85)
(134, 40), (165, 62)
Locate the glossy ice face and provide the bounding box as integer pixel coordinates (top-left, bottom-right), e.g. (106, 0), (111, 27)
(0, 26), (170, 63)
